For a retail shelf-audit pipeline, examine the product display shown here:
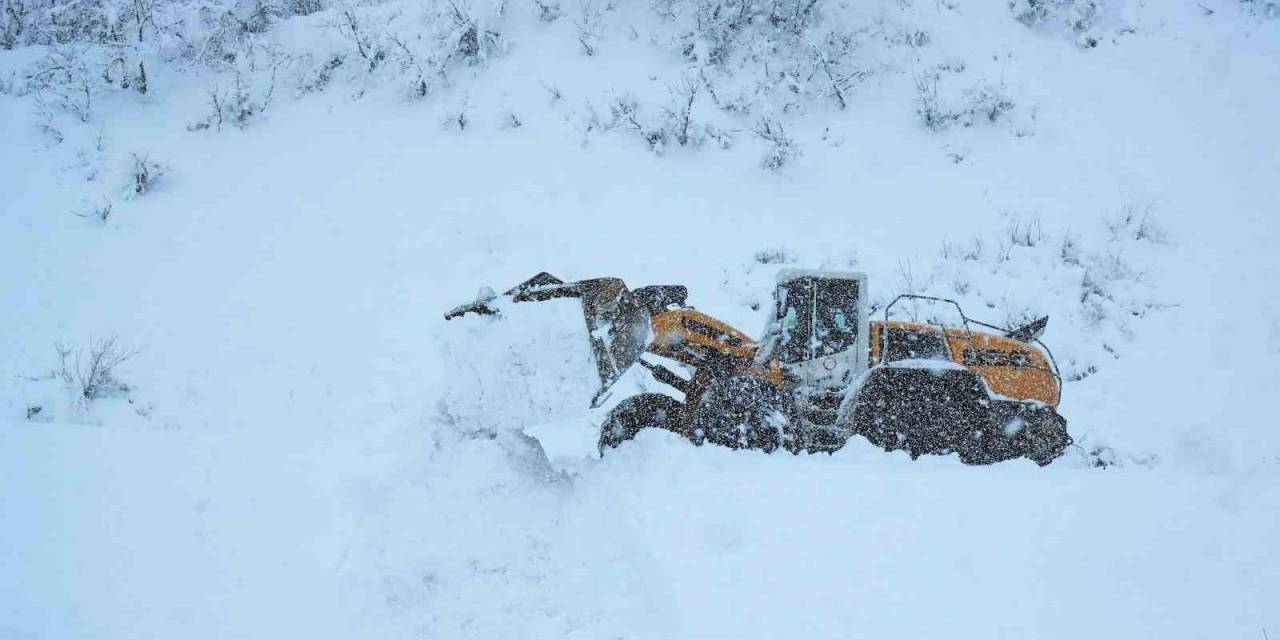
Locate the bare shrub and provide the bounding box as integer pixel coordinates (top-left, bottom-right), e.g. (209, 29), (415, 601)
(604, 79), (736, 154)
(1006, 215), (1043, 247)
(1010, 0), (1107, 47)
(1238, 0), (1280, 18)
(1105, 204), (1167, 243)
(609, 96), (663, 150)
(572, 0), (604, 56)
(443, 97), (470, 130)
(74, 198), (113, 223)
(1, 0), (30, 50)
(540, 80), (562, 102)
(965, 84), (1016, 123)
(129, 153), (164, 196)
(753, 117), (798, 170)
(657, 0), (820, 66)
(55, 336), (137, 403)
(914, 73), (946, 130)
(940, 237), (982, 261)
(27, 46), (95, 122)
(664, 75), (701, 147)
(1059, 233), (1081, 266)
(535, 0), (563, 22)
(196, 73), (266, 130)
(299, 54), (345, 95)
(189, 47), (289, 131)
(754, 248), (793, 264)
(809, 31), (869, 110)
(333, 9), (387, 71)
(446, 1), (504, 64)
(917, 71), (1016, 132)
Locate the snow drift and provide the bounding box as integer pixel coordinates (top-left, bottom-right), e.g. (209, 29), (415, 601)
(2, 0), (1279, 638)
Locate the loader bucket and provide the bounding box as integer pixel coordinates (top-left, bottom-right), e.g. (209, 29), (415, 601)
(445, 273), (655, 408)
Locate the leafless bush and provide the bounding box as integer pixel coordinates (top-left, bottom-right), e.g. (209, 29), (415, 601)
(752, 117), (798, 170)
(535, 0), (563, 22)
(666, 76), (700, 146)
(299, 54), (345, 94)
(446, 1), (504, 64)
(315, 0), (504, 95)
(1093, 250), (1136, 281)
(540, 80), (562, 102)
(650, 0), (877, 124)
(1059, 233), (1081, 265)
(572, 0), (604, 55)
(1105, 204), (1167, 243)
(1010, 0), (1106, 47)
(55, 336), (137, 403)
(2, 0), (31, 50)
(940, 237), (982, 261)
(609, 97), (665, 151)
(809, 31), (869, 110)
(1238, 0), (1280, 18)
(754, 248), (793, 264)
(333, 9), (386, 71)
(27, 46), (95, 121)
(501, 110), (523, 128)
(129, 153), (164, 196)
(966, 84), (1016, 123)
(189, 48), (289, 131)
(1006, 216), (1043, 247)
(5, 0), (323, 60)
(606, 79), (728, 154)
(199, 74), (265, 130)
(443, 98), (470, 130)
(914, 74), (945, 130)
(916, 72), (1016, 132)
(74, 198), (113, 223)
(657, 0), (819, 66)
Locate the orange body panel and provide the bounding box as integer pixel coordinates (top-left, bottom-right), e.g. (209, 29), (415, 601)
(943, 329), (1058, 405)
(646, 309), (784, 397)
(871, 321), (1059, 406)
(648, 308), (758, 363)
(647, 312), (1057, 408)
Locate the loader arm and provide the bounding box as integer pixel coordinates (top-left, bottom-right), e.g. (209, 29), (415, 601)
(445, 273), (674, 407)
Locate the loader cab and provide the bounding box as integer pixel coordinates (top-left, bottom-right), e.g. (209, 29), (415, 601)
(758, 270), (870, 424)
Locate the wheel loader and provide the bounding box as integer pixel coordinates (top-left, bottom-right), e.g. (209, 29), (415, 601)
(444, 269), (1072, 465)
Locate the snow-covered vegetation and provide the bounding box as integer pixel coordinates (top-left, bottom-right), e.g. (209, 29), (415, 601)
(2, 0), (1278, 638)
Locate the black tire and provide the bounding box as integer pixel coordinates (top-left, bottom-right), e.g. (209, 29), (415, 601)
(598, 393), (686, 453)
(1003, 404), (1072, 466)
(847, 366), (998, 462)
(691, 375), (796, 453)
(973, 401), (1073, 466)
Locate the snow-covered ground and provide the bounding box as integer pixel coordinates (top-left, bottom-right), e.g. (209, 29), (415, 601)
(2, 1), (1278, 638)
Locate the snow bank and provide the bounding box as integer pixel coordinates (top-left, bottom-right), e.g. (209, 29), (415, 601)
(2, 0), (1279, 638)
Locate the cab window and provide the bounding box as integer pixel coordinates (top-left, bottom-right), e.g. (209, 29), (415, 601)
(776, 278), (814, 364)
(882, 327), (950, 363)
(815, 279), (860, 357)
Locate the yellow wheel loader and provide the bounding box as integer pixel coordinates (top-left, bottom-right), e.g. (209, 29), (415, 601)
(445, 270), (1072, 465)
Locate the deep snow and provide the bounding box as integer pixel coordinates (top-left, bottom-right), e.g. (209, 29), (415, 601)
(2, 0), (1279, 638)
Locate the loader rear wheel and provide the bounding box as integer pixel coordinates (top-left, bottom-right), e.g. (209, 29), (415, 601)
(692, 375), (796, 453)
(846, 366), (997, 462)
(987, 403), (1072, 466)
(598, 393), (687, 453)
